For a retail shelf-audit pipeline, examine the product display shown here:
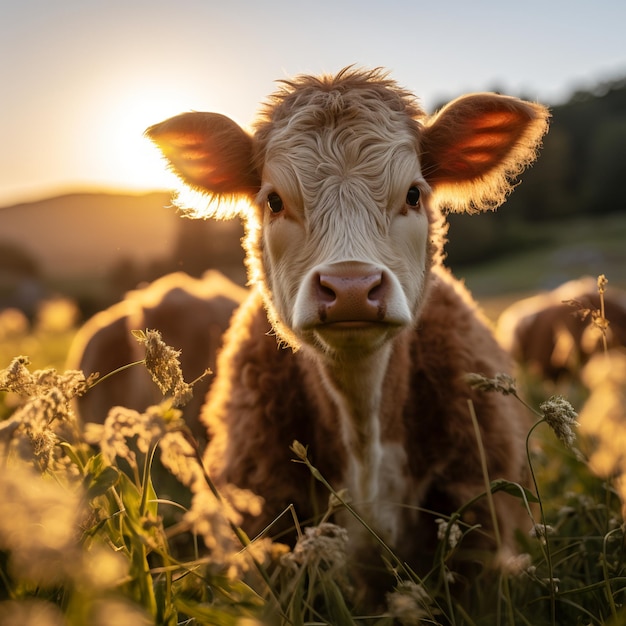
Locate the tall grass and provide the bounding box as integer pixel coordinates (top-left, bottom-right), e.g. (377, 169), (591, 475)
(1, 280), (625, 625)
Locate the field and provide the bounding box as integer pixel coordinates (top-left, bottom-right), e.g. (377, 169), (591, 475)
(1, 260), (625, 625)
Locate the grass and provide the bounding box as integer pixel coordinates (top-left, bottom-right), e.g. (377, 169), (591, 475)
(456, 213), (626, 298)
(1, 281), (625, 625)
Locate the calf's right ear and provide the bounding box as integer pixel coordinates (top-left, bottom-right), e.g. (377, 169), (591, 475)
(145, 112), (261, 200)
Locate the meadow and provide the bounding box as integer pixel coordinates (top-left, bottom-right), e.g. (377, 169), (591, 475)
(0, 274), (625, 626)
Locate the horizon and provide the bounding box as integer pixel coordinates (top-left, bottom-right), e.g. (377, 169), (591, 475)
(0, 184), (173, 210)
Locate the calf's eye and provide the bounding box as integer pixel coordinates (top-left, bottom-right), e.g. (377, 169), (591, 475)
(406, 186), (421, 208)
(267, 192), (284, 214)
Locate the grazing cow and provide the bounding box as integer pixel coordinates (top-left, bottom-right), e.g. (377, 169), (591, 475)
(147, 67), (549, 590)
(67, 270), (246, 446)
(497, 278), (626, 382)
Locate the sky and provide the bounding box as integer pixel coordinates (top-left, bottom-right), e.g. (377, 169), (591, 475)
(1, 0), (625, 207)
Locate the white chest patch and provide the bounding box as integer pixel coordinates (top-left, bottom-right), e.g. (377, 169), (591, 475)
(315, 345), (420, 547)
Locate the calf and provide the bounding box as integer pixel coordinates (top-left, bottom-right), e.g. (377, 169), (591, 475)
(67, 270), (245, 446)
(497, 278), (626, 382)
(147, 67), (549, 585)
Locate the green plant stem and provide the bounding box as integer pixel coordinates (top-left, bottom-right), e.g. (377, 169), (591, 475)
(467, 400), (514, 626)
(88, 360), (145, 388)
(526, 419), (557, 625)
(139, 441), (158, 517)
(598, 279), (609, 356)
(602, 528), (620, 619)
(140, 441), (175, 620)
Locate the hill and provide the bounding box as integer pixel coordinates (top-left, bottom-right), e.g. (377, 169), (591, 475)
(0, 191), (177, 279)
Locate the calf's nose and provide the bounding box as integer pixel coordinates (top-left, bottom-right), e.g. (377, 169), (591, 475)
(316, 265), (388, 323)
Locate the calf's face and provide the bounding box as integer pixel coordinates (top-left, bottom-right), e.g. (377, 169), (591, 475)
(258, 100), (430, 357)
(146, 68), (549, 357)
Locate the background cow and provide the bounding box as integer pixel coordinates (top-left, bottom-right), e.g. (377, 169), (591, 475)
(67, 270), (246, 447)
(497, 277), (626, 382)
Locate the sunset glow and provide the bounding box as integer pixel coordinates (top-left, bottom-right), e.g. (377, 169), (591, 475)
(96, 89), (191, 193)
(0, 0), (624, 207)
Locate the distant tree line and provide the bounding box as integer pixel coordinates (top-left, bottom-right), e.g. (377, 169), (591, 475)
(446, 77), (626, 266)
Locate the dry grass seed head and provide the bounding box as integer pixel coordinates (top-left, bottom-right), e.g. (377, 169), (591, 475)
(284, 522), (349, 572)
(435, 517), (463, 549)
(132, 329), (193, 406)
(184, 482), (264, 576)
(464, 372), (518, 395)
(0, 358), (87, 468)
(158, 430), (206, 491)
(540, 395), (579, 449)
(100, 406), (165, 464)
(386, 580), (438, 625)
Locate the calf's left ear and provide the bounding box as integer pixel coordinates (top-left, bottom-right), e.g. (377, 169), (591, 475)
(420, 94), (549, 213)
(146, 112), (261, 200)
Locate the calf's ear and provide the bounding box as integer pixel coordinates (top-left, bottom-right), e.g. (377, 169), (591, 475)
(420, 94), (549, 213)
(146, 112), (260, 199)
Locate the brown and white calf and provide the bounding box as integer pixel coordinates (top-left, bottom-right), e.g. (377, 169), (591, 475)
(67, 270), (246, 446)
(147, 68), (549, 582)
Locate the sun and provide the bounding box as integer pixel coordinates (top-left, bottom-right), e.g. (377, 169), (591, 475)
(97, 88), (200, 193)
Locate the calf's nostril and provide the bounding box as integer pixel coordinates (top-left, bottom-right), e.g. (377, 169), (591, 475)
(366, 274), (385, 304)
(317, 275), (338, 304)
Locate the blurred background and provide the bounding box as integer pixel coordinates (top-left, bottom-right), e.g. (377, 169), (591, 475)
(1, 0), (625, 369)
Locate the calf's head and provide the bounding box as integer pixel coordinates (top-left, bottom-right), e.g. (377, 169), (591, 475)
(147, 68), (548, 357)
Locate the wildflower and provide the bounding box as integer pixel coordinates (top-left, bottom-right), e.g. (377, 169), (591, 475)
(88, 599), (152, 626)
(504, 552), (533, 576)
(81, 544), (129, 590)
(100, 406), (142, 465)
(0, 599), (65, 626)
(0, 358), (87, 468)
(159, 430), (206, 492)
(132, 329), (193, 406)
(530, 523), (555, 544)
(285, 523), (349, 572)
(540, 395), (579, 449)
(184, 483), (263, 572)
(0, 355), (33, 393)
(229, 536), (282, 578)
(281, 522), (352, 596)
(435, 517), (462, 549)
(290, 439), (308, 461)
(386, 580), (438, 625)
(1, 357), (88, 404)
(464, 372), (517, 395)
(0, 462), (85, 586)
(540, 577), (560, 593)
(100, 405), (168, 464)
